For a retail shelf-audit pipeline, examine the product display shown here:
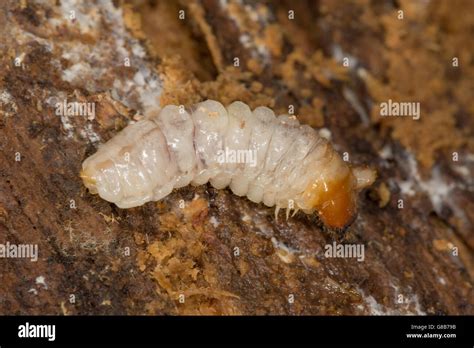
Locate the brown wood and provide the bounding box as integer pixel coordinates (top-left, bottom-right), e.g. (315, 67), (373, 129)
(0, 0), (472, 315)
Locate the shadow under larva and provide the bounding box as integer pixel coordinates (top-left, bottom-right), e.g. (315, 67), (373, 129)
(81, 100), (376, 229)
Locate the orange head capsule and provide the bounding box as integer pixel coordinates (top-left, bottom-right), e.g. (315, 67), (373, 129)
(301, 163), (376, 229)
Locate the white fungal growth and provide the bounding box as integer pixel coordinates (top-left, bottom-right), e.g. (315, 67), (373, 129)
(81, 100), (376, 228)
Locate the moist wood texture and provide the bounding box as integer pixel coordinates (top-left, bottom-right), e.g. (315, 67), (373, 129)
(0, 0), (472, 315)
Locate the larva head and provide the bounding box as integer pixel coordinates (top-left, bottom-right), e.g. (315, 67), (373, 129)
(301, 158), (376, 229)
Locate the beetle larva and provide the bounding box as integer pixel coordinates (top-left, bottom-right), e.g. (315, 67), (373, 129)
(81, 100), (376, 228)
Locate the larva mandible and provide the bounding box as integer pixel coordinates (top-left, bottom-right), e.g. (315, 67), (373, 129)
(80, 100), (376, 229)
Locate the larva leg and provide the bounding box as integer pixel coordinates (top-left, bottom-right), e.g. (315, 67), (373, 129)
(274, 205), (281, 221)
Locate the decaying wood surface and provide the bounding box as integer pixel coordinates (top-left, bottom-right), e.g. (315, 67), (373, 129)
(0, 0), (472, 315)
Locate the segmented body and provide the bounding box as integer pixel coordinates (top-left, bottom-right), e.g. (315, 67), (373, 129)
(81, 100), (375, 228)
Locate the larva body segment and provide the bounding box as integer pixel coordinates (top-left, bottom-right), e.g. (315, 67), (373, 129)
(191, 100), (229, 186)
(154, 105), (195, 189)
(241, 106), (276, 201)
(81, 100), (376, 228)
(212, 101), (255, 193)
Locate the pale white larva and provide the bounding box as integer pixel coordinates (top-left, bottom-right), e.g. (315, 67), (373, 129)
(81, 100), (376, 228)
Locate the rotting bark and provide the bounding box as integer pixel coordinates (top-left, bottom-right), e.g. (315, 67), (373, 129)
(0, 0), (472, 315)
